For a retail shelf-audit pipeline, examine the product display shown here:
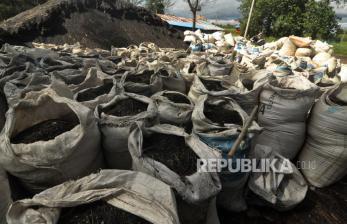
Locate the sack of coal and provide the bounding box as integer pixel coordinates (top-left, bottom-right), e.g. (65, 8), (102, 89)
(299, 83), (347, 187)
(178, 56), (202, 85)
(151, 91), (194, 127)
(196, 57), (233, 79)
(120, 70), (163, 96)
(6, 170), (180, 224)
(75, 78), (118, 109)
(249, 145), (308, 211)
(223, 69), (269, 115)
(50, 68), (87, 87)
(155, 68), (187, 94)
(4, 76), (74, 106)
(0, 88), (8, 132)
(253, 75), (319, 160)
(192, 95), (261, 212)
(188, 75), (232, 104)
(60, 67), (111, 93)
(0, 167), (12, 224)
(95, 93), (158, 170)
(128, 123), (222, 224)
(0, 89), (103, 193)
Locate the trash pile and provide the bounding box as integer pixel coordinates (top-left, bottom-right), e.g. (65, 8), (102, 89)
(0, 29), (346, 223)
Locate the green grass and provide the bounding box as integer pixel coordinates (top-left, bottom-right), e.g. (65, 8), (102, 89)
(330, 41), (347, 56)
(329, 32), (347, 56)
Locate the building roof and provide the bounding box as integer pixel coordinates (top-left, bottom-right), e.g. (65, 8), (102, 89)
(157, 14), (224, 31)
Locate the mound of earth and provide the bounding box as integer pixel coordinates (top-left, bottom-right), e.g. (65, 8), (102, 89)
(0, 0), (185, 49)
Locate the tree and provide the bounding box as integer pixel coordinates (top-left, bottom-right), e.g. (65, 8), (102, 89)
(240, 0), (341, 39)
(185, 0), (213, 30)
(146, 0), (165, 14)
(303, 0), (341, 39)
(125, 0), (144, 6)
(145, 0), (173, 13)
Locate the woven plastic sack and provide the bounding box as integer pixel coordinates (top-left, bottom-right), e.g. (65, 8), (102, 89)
(156, 68), (186, 94)
(299, 83), (347, 187)
(249, 145), (308, 211)
(60, 67), (111, 93)
(0, 89), (103, 193)
(188, 76), (233, 104)
(192, 95), (261, 211)
(74, 78), (118, 109)
(289, 36), (312, 48)
(128, 123), (221, 224)
(151, 91), (193, 126)
(253, 75), (319, 159)
(6, 170), (180, 224)
(224, 69), (269, 115)
(295, 48), (313, 57)
(0, 89), (8, 132)
(279, 39), (297, 57)
(120, 70), (163, 96)
(312, 52), (332, 67)
(339, 65), (347, 83)
(0, 167), (12, 224)
(95, 93), (158, 170)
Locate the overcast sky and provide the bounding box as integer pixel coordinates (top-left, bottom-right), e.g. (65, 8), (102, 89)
(168, 0), (241, 19)
(168, 0), (347, 21)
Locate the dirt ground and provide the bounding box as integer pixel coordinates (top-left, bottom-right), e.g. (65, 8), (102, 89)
(336, 55), (347, 64)
(219, 177), (347, 224)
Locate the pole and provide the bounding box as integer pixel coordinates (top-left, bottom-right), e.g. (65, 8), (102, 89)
(244, 0), (256, 39)
(227, 105), (258, 158)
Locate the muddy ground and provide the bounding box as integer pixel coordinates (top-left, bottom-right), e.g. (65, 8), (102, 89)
(219, 177), (347, 224)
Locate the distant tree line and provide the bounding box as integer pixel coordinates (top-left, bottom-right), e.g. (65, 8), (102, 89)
(240, 0), (342, 40)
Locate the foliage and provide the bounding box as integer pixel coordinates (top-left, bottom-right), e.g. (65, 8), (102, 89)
(240, 0), (341, 40)
(145, 0), (165, 14)
(303, 0), (341, 39)
(125, 0), (145, 6)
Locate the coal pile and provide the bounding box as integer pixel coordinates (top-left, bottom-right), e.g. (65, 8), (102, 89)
(0, 0), (185, 49)
(102, 98), (148, 117)
(59, 201), (151, 224)
(76, 82), (114, 102)
(11, 116), (79, 144)
(143, 133), (199, 176)
(163, 92), (191, 104)
(204, 103), (244, 126)
(201, 79), (227, 92)
(125, 72), (153, 84)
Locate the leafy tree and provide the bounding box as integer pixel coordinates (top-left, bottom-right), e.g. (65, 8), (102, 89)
(146, 0), (165, 14)
(239, 0), (341, 39)
(303, 0), (341, 39)
(125, 0), (145, 6)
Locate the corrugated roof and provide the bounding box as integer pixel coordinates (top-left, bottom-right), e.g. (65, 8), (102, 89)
(157, 14), (224, 31)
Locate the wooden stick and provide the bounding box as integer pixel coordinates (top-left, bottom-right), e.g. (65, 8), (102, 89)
(228, 105), (259, 158)
(244, 0), (256, 39)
